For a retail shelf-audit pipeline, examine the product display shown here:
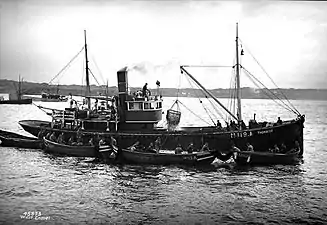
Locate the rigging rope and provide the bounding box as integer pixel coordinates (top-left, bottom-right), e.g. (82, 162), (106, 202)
(20, 47), (85, 95)
(183, 71), (216, 126)
(89, 69), (101, 86)
(242, 66), (299, 114)
(48, 46), (85, 84)
(239, 39), (300, 115)
(91, 54), (106, 85)
(242, 67), (299, 114)
(206, 95), (227, 123)
(32, 102), (51, 114)
(202, 96), (217, 126)
(169, 99), (181, 111)
(244, 70), (294, 113)
(178, 101), (212, 126)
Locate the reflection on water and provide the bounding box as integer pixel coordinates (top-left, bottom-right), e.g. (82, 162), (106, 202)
(0, 98), (327, 224)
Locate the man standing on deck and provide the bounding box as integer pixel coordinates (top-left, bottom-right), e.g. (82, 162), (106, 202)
(142, 83), (148, 97)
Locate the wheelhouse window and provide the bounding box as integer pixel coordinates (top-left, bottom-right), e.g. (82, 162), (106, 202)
(127, 100), (162, 111)
(128, 102), (143, 110)
(144, 102), (150, 109)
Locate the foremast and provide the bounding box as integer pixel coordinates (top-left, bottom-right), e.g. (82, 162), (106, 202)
(235, 23), (242, 123)
(18, 75), (22, 100)
(180, 24), (244, 126)
(84, 30), (91, 109)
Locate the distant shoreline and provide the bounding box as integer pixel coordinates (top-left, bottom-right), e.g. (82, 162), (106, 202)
(1, 79), (326, 101)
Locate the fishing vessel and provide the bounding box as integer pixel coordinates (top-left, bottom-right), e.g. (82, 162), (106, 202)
(40, 93), (67, 102)
(39, 84), (68, 102)
(0, 76), (32, 105)
(19, 25), (305, 163)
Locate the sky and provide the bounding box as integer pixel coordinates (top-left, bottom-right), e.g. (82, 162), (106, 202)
(1, 0), (327, 89)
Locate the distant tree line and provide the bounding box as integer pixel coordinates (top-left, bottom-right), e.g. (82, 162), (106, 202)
(0, 79), (326, 100)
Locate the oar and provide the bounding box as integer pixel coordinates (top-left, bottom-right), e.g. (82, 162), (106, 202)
(196, 155), (215, 162)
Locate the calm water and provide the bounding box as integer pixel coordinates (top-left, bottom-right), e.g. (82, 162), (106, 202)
(0, 98), (327, 224)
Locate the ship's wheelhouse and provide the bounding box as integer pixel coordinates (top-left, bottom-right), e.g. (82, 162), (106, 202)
(117, 67), (163, 127)
(125, 98), (162, 123)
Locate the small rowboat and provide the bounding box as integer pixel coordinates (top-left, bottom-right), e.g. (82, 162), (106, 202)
(234, 149), (301, 166)
(121, 148), (216, 166)
(43, 137), (97, 157)
(0, 129), (42, 149)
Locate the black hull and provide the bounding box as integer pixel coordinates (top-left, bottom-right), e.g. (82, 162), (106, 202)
(0, 99), (32, 104)
(0, 129), (42, 149)
(18, 115), (305, 156)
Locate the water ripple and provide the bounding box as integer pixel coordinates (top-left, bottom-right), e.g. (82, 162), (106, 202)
(1, 99), (327, 224)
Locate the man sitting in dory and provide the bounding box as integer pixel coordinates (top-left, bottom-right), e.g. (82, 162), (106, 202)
(147, 142), (157, 153)
(128, 141), (140, 151)
(187, 143), (194, 153)
(88, 137), (94, 146)
(49, 132), (57, 142)
(200, 142), (209, 151)
(57, 132), (65, 144)
(154, 137), (161, 153)
(98, 136), (106, 146)
(175, 144), (183, 154)
(76, 134), (84, 146)
(68, 135), (76, 145)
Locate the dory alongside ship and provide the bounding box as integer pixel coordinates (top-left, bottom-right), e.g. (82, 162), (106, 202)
(0, 129), (42, 149)
(1, 25), (305, 166)
(0, 127), (302, 166)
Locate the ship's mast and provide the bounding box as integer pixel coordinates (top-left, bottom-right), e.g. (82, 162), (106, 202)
(84, 30), (91, 109)
(235, 23), (242, 123)
(106, 79), (109, 108)
(18, 74), (21, 100)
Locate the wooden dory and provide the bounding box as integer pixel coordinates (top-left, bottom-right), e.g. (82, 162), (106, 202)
(234, 149), (301, 166)
(0, 129), (42, 149)
(121, 149), (216, 166)
(43, 138), (97, 157)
